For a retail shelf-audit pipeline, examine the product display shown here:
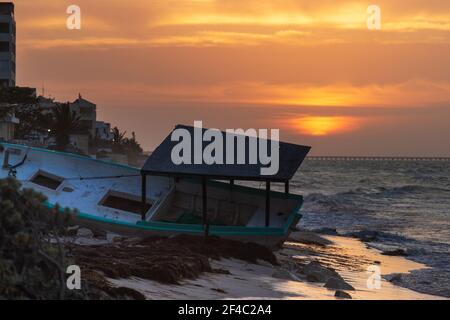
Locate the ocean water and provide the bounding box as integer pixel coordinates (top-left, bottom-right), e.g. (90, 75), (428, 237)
(291, 159), (450, 298)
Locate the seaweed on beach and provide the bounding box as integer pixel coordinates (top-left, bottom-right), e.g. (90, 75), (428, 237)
(71, 235), (278, 285)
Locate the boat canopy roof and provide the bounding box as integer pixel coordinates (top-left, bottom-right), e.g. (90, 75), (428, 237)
(141, 125), (311, 182)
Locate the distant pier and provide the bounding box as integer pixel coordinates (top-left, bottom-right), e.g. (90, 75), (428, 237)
(307, 156), (450, 162)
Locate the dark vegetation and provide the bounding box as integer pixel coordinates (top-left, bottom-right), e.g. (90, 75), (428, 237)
(111, 127), (143, 162)
(46, 103), (81, 151)
(0, 87), (37, 105)
(0, 87), (48, 139)
(0, 178), (78, 299)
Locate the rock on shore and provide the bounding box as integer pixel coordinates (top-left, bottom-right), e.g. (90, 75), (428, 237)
(335, 290), (352, 299)
(325, 277), (355, 291)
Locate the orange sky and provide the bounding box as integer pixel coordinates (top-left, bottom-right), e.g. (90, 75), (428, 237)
(13, 0), (450, 155)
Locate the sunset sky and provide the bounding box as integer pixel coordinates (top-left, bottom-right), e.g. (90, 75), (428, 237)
(14, 0), (450, 155)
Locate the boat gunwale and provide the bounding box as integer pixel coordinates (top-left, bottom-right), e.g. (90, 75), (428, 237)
(44, 200), (302, 237)
(1, 142), (139, 171)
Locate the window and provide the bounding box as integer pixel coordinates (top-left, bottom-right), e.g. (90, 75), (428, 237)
(100, 191), (151, 215)
(79, 107), (93, 115)
(30, 171), (63, 190)
(0, 23), (9, 33)
(0, 41), (9, 52)
(0, 60), (8, 72)
(0, 79), (8, 88)
(79, 120), (92, 132)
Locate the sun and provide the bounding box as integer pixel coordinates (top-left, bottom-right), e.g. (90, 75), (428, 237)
(288, 116), (360, 136)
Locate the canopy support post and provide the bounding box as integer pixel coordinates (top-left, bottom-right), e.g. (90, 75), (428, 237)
(202, 177), (209, 237)
(285, 180), (290, 195)
(141, 173), (147, 221)
(265, 180), (271, 227)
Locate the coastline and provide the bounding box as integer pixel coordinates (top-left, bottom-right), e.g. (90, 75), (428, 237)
(75, 231), (446, 300)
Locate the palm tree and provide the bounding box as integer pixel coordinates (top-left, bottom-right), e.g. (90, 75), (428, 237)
(111, 127), (126, 153)
(49, 103), (81, 151)
(122, 131), (144, 166)
(123, 131), (143, 154)
(112, 127), (126, 144)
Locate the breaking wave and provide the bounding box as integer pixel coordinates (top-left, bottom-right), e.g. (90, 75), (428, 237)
(371, 185), (450, 197)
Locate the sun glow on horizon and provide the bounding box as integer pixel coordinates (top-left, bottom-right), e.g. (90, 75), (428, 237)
(287, 116), (361, 136)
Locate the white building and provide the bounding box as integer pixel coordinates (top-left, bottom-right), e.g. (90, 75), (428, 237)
(0, 2), (15, 88)
(69, 94), (97, 138)
(95, 121), (113, 141)
(0, 111), (18, 141)
(37, 96), (56, 109)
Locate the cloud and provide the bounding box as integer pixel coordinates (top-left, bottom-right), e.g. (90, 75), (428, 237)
(21, 16), (112, 31)
(22, 37), (144, 49)
(139, 80), (449, 108)
(41, 79), (450, 109)
(15, 0), (450, 50)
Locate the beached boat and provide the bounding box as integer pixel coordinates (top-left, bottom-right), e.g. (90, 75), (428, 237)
(0, 126), (310, 248)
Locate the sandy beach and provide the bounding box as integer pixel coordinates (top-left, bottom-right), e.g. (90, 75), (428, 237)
(70, 229), (446, 300)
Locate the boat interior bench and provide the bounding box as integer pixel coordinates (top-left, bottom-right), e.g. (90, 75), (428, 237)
(151, 190), (257, 226)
